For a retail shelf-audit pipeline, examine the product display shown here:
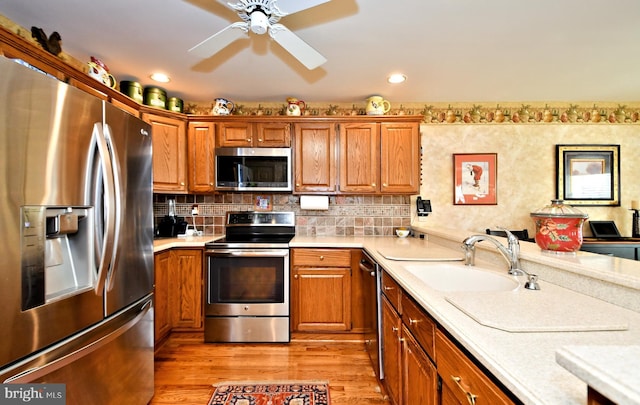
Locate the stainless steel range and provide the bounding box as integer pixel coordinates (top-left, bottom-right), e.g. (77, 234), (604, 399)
(204, 211), (295, 343)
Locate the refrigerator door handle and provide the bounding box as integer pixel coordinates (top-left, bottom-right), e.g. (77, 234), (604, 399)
(90, 123), (117, 295)
(103, 123), (123, 292)
(3, 299), (152, 384)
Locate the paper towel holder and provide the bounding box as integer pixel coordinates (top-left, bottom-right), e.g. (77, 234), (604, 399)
(417, 197), (431, 217)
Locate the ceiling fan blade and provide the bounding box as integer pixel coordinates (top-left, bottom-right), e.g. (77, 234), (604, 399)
(275, 0), (331, 15)
(270, 24), (326, 70)
(189, 22), (248, 58)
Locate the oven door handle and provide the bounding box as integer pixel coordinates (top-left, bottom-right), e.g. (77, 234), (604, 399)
(208, 250), (289, 258)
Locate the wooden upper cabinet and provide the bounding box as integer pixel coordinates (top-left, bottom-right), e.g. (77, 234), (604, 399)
(187, 122), (215, 193)
(293, 122), (337, 193)
(256, 122), (291, 147)
(339, 122), (380, 193)
(142, 113), (187, 193)
(380, 122), (420, 194)
(217, 121), (290, 147)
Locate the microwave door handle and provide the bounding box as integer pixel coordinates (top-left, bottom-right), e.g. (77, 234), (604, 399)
(103, 124), (123, 292)
(90, 123), (117, 295)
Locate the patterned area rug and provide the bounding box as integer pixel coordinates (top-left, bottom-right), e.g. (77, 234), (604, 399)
(208, 381), (330, 405)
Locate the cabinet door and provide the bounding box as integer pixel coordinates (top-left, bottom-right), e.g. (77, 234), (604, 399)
(339, 123), (379, 193)
(217, 121), (253, 147)
(380, 122), (420, 194)
(403, 325), (438, 405)
(382, 296), (402, 405)
(256, 122), (291, 147)
(291, 267), (351, 331)
(187, 122), (215, 193)
(143, 113), (187, 193)
(169, 249), (203, 330)
(294, 123), (336, 193)
(154, 251), (171, 346)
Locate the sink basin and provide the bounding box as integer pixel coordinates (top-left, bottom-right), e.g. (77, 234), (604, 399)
(401, 263), (519, 292)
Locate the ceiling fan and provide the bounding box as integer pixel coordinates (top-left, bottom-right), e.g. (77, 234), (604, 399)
(189, 0), (331, 70)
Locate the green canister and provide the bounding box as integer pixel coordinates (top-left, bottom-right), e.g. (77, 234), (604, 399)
(168, 97), (183, 113)
(143, 87), (167, 109)
(119, 81), (143, 104)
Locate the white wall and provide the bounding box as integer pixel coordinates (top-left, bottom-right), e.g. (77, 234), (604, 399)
(415, 123), (640, 237)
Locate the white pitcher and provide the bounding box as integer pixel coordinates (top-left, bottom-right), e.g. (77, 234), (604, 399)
(365, 96), (391, 115)
(212, 98), (235, 116)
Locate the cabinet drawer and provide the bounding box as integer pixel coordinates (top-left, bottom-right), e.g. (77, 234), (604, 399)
(401, 294), (435, 361)
(436, 329), (514, 405)
(381, 271), (402, 313)
(292, 248), (351, 267)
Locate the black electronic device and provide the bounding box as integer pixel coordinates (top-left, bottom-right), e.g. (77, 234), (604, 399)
(589, 220), (622, 239)
(417, 197), (432, 217)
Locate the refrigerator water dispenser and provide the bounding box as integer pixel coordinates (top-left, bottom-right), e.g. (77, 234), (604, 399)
(21, 206), (95, 310)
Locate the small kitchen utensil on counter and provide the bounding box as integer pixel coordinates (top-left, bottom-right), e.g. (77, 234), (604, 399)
(530, 199), (588, 253)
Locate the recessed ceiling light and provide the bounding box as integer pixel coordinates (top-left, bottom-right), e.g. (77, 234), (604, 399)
(387, 73), (407, 84)
(150, 72), (171, 83)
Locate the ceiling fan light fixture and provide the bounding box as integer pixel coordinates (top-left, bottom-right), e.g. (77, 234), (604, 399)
(387, 73), (407, 84)
(150, 72), (171, 83)
(250, 10), (269, 34)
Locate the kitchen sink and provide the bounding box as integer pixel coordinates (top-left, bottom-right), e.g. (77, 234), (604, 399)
(401, 263), (519, 292)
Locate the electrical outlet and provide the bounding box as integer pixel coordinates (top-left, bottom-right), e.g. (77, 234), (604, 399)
(191, 204), (199, 215)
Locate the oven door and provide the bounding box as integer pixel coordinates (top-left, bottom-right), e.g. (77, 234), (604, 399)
(206, 249), (289, 316)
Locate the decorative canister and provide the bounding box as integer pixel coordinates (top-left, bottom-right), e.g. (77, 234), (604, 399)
(167, 97), (183, 113)
(530, 199), (588, 253)
(143, 87), (167, 109)
(119, 81), (143, 104)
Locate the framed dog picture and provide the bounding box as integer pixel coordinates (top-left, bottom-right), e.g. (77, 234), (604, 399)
(453, 153), (497, 205)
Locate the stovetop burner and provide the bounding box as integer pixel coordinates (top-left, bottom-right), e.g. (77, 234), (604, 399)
(206, 211), (295, 249)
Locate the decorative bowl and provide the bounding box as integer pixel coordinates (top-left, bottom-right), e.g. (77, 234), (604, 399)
(395, 228), (410, 238)
(530, 200), (588, 253)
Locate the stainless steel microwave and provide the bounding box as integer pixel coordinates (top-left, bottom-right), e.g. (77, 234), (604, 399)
(215, 147), (292, 191)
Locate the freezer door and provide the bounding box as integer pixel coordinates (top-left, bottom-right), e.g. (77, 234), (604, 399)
(103, 102), (154, 315)
(0, 57), (104, 369)
(1, 296), (154, 405)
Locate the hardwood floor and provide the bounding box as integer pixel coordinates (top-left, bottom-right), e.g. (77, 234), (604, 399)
(150, 332), (391, 405)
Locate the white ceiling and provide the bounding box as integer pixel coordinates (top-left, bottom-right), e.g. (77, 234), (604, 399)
(2, 0), (640, 104)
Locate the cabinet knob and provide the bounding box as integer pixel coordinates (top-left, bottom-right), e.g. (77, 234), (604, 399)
(372, 183), (376, 186)
(247, 138), (252, 142)
(384, 286), (394, 291)
(258, 138), (263, 142)
(409, 318), (419, 325)
(383, 183), (387, 187)
(209, 182), (213, 186)
(294, 274), (298, 279)
(319, 255), (324, 260)
(296, 183), (300, 187)
(180, 182), (185, 186)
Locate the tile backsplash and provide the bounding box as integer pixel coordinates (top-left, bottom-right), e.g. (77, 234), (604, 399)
(154, 193), (411, 237)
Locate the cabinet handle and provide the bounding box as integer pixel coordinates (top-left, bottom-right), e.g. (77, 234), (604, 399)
(383, 183), (387, 187)
(180, 182), (185, 186)
(451, 376), (477, 405)
(372, 183), (376, 186)
(409, 318), (419, 325)
(296, 183), (300, 187)
(294, 274), (298, 279)
(319, 255), (324, 260)
(384, 286), (394, 291)
(247, 138), (252, 142)
(258, 138), (263, 142)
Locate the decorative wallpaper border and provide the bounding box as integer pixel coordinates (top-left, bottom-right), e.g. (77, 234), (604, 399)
(185, 101), (640, 124)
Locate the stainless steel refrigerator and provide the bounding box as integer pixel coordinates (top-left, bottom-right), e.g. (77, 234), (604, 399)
(0, 56), (154, 404)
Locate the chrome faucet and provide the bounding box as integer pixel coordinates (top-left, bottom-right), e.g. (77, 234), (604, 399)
(462, 230), (540, 290)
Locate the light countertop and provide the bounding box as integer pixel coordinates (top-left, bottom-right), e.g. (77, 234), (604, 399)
(154, 229), (640, 404)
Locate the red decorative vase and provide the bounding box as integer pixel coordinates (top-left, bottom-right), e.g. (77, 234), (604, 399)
(531, 200), (588, 253)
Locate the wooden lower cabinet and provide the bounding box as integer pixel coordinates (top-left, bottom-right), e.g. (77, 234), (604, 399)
(153, 249), (203, 347)
(382, 295), (403, 405)
(291, 248), (354, 332)
(436, 328), (514, 405)
(403, 324), (438, 405)
(153, 250), (171, 346)
(381, 270), (513, 405)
